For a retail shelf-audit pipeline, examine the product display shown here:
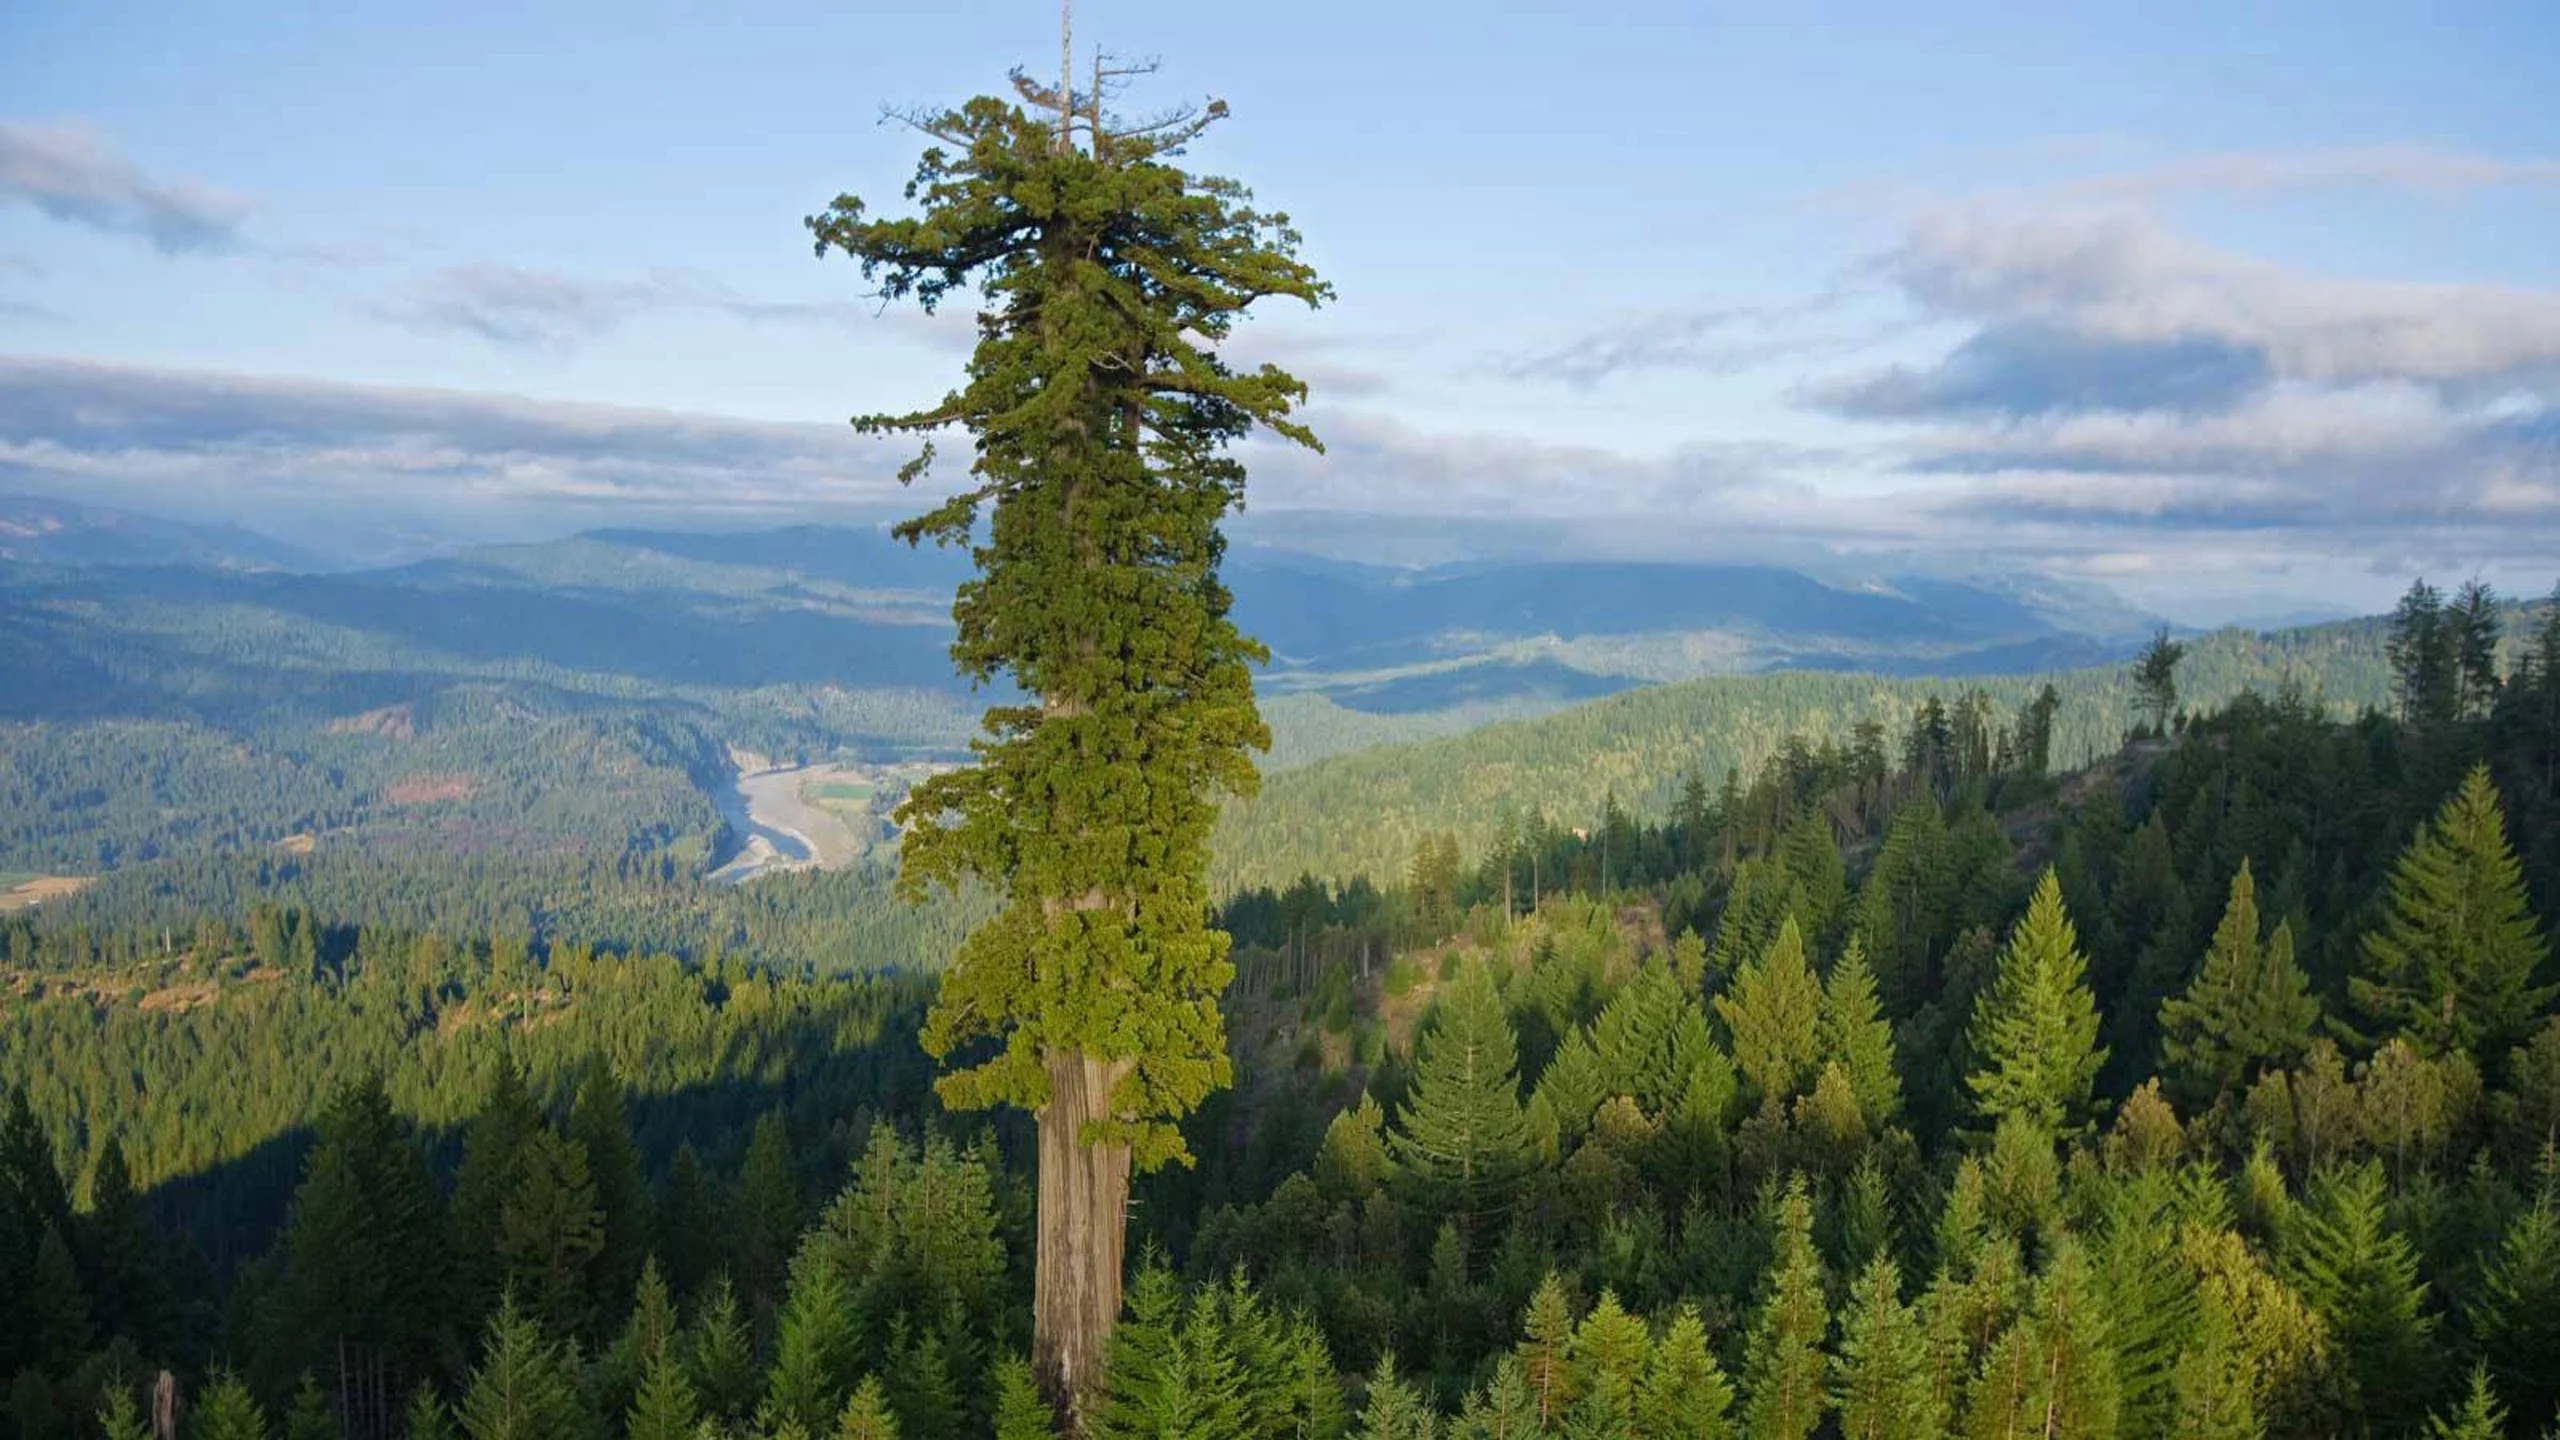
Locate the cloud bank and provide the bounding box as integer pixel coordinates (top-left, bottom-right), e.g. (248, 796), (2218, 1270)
(0, 122), (252, 254)
(370, 264), (936, 351)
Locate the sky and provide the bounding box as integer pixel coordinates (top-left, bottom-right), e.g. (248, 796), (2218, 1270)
(2, 0), (2557, 621)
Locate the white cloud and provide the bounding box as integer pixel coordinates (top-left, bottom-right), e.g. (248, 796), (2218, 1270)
(0, 121), (252, 254)
(370, 263), (977, 352)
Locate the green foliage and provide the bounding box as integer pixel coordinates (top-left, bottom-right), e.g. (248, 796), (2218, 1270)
(1820, 938), (1902, 1127)
(1832, 1255), (1940, 1440)
(2424, 1366), (2507, 1440)
(764, 1241), (862, 1433)
(2159, 861), (2319, 1107)
(98, 1380), (151, 1440)
(1087, 1267), (1243, 1440)
(499, 1126), (604, 1337)
(687, 1277), (761, 1423)
(1637, 1305), (1733, 1440)
(2283, 1161), (2439, 1435)
(458, 1294), (590, 1440)
(2349, 764), (2550, 1059)
(832, 1377), (902, 1440)
(566, 1059), (648, 1326)
(2467, 1180), (2560, 1432)
(1739, 1179), (1829, 1440)
(1514, 1273), (1577, 1429)
(625, 1349), (701, 1440)
(1353, 1354), (1438, 1440)
(2163, 1287), (2258, 1440)
(1387, 964), (1533, 1238)
(194, 1372), (271, 1440)
(1716, 916), (1824, 1107)
(990, 1356), (1055, 1440)
(1212, 622), (2405, 894)
(2134, 627), (2186, 733)
(284, 1374), (336, 1440)
(815, 73), (1328, 1171)
(1967, 870), (2107, 1136)
(405, 1384), (457, 1440)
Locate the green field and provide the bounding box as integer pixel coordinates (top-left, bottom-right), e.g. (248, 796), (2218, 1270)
(809, 780), (876, 802)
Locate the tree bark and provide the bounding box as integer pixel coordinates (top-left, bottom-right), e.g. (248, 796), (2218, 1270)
(1036, 1046), (1133, 1432)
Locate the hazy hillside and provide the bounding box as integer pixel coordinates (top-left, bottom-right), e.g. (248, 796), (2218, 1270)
(0, 492), (324, 571)
(1211, 615), (2409, 892)
(0, 510), (2418, 969)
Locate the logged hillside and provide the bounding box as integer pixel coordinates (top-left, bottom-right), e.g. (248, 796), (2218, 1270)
(1213, 616), (2406, 892)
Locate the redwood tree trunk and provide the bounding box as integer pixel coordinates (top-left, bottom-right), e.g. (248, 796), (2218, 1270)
(1036, 1047), (1133, 1430)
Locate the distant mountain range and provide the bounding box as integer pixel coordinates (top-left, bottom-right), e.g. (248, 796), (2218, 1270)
(0, 496), (2172, 727)
(0, 493), (325, 572)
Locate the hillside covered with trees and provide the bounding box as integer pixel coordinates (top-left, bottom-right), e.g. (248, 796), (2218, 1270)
(4, 577), (2556, 1437)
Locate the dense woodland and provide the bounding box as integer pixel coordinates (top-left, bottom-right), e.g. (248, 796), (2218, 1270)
(1, 578), (2555, 1437)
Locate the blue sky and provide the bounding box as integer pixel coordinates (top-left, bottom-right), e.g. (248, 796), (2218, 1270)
(3, 0), (2557, 618)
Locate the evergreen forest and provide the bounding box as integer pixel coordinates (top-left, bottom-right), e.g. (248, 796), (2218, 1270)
(7, 577), (2560, 1438)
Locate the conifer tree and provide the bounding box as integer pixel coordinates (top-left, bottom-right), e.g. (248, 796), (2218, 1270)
(2350, 765), (2551, 1058)
(451, 1059), (543, 1315)
(1532, 1031), (1608, 1147)
(1852, 800), (1949, 1017)
(98, 1381), (151, 1440)
(625, 1349), (702, 1440)
(2468, 1183), (2560, 1431)
(26, 1222), (90, 1369)
(812, 34), (1328, 1412)
(2162, 1291), (2257, 1440)
(195, 1372), (270, 1440)
(621, 1257), (679, 1370)
(2283, 1161), (2439, 1436)
(1832, 1254), (1940, 1440)
(284, 1373), (335, 1440)
(1514, 1273), (1578, 1429)
(2019, 1237), (2119, 1440)
(1388, 964), (1533, 1241)
(1455, 1359), (1538, 1440)
(733, 1111), (801, 1308)
(686, 1276), (760, 1423)
(2134, 627), (2185, 735)
(654, 1142), (718, 1305)
(1558, 1373), (1630, 1440)
(1315, 1094), (1390, 1203)
(1636, 1305), (1733, 1440)
(404, 1384), (456, 1440)
(1967, 869), (2107, 1136)
(1086, 1266), (1242, 1440)
(2159, 861), (2319, 1106)
(2087, 1170), (2194, 1432)
(833, 1378), (902, 1440)
(1588, 959), (1710, 1114)
(1354, 1355), (1437, 1440)
(1715, 916), (1824, 1107)
(1820, 938), (1902, 1127)
(882, 1322), (964, 1440)
(1567, 1290), (1651, 1402)
(991, 1357), (1056, 1440)
(1739, 1179), (1829, 1440)
(84, 1134), (174, 1355)
(2425, 1366), (2506, 1440)
(498, 1126), (604, 1338)
(566, 1059), (648, 1328)
(457, 1296), (590, 1440)
(765, 1246), (861, 1434)
(2388, 580), (2460, 728)
(278, 1074), (447, 1440)
(1776, 813), (1848, 945)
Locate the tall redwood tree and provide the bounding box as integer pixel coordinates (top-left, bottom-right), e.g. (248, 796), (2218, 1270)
(808, 56), (1327, 1421)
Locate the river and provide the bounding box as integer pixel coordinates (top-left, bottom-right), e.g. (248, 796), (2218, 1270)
(707, 764), (864, 884)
